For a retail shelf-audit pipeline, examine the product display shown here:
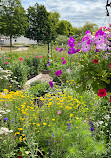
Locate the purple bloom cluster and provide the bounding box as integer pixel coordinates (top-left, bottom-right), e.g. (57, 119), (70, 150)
(55, 70), (62, 76)
(79, 26), (111, 52)
(46, 60), (50, 67)
(49, 81), (53, 88)
(68, 36), (79, 54)
(56, 47), (63, 52)
(90, 122), (94, 131)
(61, 57), (66, 65)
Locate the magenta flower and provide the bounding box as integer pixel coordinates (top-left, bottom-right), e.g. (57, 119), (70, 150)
(57, 110), (61, 114)
(5, 62), (8, 64)
(49, 81), (53, 88)
(61, 57), (66, 65)
(68, 37), (75, 48)
(61, 57), (65, 60)
(55, 70), (62, 76)
(68, 48), (76, 54)
(81, 43), (91, 52)
(56, 47), (59, 50)
(62, 60), (66, 65)
(19, 57), (23, 61)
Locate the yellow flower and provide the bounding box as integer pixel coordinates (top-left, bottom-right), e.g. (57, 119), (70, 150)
(59, 106), (62, 108)
(23, 137), (26, 140)
(76, 126), (78, 128)
(37, 123), (40, 126)
(9, 85), (12, 88)
(70, 113), (73, 117)
(18, 128), (23, 130)
(37, 130), (40, 132)
(75, 117), (78, 119)
(52, 119), (55, 121)
(48, 125), (51, 127)
(43, 123), (47, 125)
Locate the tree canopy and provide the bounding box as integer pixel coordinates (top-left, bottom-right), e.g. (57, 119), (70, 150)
(25, 3), (51, 44)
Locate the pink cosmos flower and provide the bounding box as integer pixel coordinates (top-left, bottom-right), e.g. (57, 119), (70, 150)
(5, 62), (8, 64)
(96, 43), (106, 50)
(81, 43), (91, 52)
(19, 57), (23, 61)
(27, 55), (29, 58)
(40, 56), (43, 58)
(95, 35), (104, 44)
(55, 70), (62, 76)
(58, 110), (61, 114)
(36, 56), (39, 58)
(33, 53), (36, 55)
(4, 57), (7, 59)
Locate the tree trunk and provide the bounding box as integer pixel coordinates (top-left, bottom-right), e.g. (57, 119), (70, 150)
(10, 35), (12, 52)
(51, 41), (52, 59)
(0, 34), (1, 52)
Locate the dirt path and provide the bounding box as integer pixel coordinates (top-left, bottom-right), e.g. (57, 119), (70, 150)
(14, 46), (29, 51)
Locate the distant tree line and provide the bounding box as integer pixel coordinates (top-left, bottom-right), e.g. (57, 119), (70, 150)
(0, 0), (99, 47)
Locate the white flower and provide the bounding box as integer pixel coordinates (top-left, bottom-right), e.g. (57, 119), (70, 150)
(6, 110), (11, 113)
(104, 115), (110, 120)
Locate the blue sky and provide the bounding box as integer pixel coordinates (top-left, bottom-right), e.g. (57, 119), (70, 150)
(21, 0), (111, 28)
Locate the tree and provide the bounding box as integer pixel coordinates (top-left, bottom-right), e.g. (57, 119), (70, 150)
(56, 20), (73, 36)
(0, 0), (29, 46)
(82, 22), (98, 34)
(48, 11), (60, 41)
(25, 3), (50, 44)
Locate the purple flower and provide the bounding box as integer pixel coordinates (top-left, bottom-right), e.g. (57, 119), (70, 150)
(55, 70), (62, 76)
(46, 60), (50, 67)
(68, 48), (76, 54)
(61, 57), (65, 60)
(56, 47), (59, 50)
(78, 41), (81, 48)
(85, 30), (91, 34)
(11, 119), (14, 122)
(4, 118), (8, 121)
(68, 37), (75, 48)
(62, 60), (66, 65)
(95, 35), (104, 44)
(49, 81), (53, 88)
(95, 30), (107, 38)
(81, 43), (91, 52)
(90, 127), (94, 131)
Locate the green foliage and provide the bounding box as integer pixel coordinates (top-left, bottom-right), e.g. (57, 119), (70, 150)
(56, 35), (69, 45)
(48, 11), (60, 41)
(56, 20), (73, 36)
(29, 81), (50, 97)
(24, 56), (42, 79)
(75, 51), (111, 93)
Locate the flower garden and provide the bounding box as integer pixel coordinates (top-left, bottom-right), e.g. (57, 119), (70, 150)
(1, 25), (111, 158)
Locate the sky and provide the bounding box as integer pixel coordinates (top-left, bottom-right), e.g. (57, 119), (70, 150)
(21, 0), (111, 28)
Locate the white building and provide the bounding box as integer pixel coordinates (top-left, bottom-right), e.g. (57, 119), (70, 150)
(1, 36), (36, 45)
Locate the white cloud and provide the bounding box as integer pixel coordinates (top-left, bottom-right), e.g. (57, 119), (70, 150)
(21, 0), (110, 27)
